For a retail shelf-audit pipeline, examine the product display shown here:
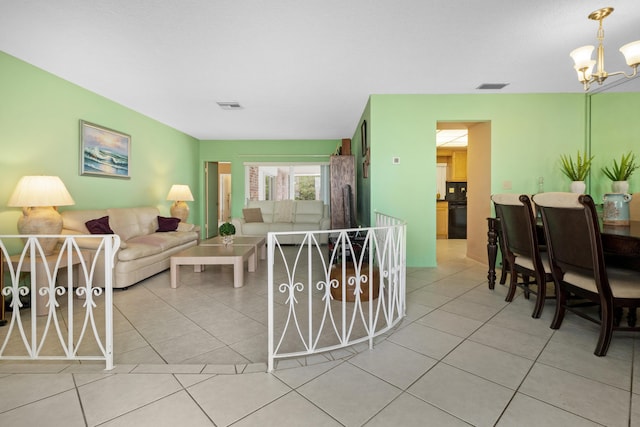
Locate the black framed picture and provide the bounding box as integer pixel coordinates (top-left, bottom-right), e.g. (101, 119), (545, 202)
(80, 120), (131, 179)
(361, 120), (367, 153)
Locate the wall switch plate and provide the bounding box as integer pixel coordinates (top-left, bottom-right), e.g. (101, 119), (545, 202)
(392, 157), (400, 164)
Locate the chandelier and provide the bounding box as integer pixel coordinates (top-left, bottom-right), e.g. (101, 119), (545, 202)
(570, 7), (640, 91)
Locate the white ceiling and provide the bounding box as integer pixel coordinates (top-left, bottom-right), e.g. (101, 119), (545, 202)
(1, 0), (639, 141)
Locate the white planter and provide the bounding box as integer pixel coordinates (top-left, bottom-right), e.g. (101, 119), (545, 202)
(570, 181), (586, 194)
(611, 181), (629, 194)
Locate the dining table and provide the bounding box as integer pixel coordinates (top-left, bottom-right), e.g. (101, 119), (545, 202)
(486, 217), (640, 289)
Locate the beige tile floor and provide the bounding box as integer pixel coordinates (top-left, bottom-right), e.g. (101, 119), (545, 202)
(1, 240), (639, 426)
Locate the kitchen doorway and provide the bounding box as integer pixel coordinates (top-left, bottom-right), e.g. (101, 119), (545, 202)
(436, 121), (491, 264)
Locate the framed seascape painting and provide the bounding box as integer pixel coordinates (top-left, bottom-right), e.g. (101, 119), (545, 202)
(80, 120), (131, 179)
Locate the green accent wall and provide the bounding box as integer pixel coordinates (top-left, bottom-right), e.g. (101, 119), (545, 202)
(354, 100), (371, 227)
(0, 51), (200, 237)
(590, 92), (640, 201)
(198, 139), (340, 220)
(369, 93), (589, 267)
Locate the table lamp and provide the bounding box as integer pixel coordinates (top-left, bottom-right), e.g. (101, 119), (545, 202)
(8, 176), (75, 255)
(166, 184), (194, 222)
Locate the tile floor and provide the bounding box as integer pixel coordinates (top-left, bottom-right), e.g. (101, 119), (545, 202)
(1, 240), (639, 426)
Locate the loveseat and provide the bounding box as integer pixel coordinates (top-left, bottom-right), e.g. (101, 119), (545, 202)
(231, 200), (330, 244)
(61, 207), (199, 288)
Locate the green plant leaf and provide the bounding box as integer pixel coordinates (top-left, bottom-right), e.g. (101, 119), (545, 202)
(559, 150), (593, 181)
(219, 222), (236, 236)
(601, 152), (638, 181)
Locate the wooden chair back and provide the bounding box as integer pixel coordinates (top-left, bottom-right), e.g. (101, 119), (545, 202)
(491, 194), (540, 267)
(532, 192), (611, 300)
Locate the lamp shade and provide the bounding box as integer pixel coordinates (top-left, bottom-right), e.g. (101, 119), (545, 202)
(620, 40), (640, 66)
(8, 176), (75, 207)
(166, 184), (194, 201)
(570, 45), (595, 71)
(574, 60), (595, 82)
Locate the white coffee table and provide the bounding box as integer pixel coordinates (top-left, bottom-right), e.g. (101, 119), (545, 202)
(170, 245), (256, 289)
(200, 235), (266, 261)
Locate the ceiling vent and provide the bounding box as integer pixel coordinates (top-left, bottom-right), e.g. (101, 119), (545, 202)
(216, 101), (243, 110)
(476, 83), (509, 90)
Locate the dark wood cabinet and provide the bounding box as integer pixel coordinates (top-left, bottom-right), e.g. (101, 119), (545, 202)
(330, 155), (356, 229)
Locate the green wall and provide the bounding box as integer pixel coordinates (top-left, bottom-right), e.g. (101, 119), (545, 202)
(353, 100), (371, 227)
(590, 92), (640, 201)
(0, 51), (200, 236)
(198, 139), (340, 220)
(369, 93), (589, 267)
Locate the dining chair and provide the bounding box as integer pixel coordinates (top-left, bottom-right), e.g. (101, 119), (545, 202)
(533, 192), (640, 356)
(491, 194), (554, 318)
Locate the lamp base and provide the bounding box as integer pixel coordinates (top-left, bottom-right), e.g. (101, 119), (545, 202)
(170, 201), (189, 222)
(17, 206), (63, 255)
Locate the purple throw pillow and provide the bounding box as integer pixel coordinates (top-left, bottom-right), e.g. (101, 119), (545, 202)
(157, 216), (180, 232)
(85, 216), (114, 234)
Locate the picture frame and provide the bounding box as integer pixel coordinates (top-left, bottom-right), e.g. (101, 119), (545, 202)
(363, 148), (370, 178)
(80, 120), (131, 179)
(361, 120), (367, 153)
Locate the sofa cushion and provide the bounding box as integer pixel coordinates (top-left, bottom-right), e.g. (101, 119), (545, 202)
(107, 207), (160, 241)
(294, 200), (324, 223)
(243, 208), (264, 223)
(85, 216), (114, 234)
(274, 200), (295, 222)
(120, 231), (197, 261)
(247, 200), (275, 223)
(242, 222), (272, 235)
(157, 216), (180, 232)
(61, 209), (109, 233)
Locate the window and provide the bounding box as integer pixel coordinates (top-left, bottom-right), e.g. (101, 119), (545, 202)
(244, 163), (329, 204)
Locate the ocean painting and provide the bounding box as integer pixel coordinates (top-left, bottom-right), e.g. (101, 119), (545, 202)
(80, 121), (130, 178)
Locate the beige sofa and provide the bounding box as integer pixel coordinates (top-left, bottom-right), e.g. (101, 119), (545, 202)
(231, 200), (330, 244)
(61, 207), (199, 288)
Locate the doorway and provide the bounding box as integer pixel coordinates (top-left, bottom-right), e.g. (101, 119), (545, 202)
(218, 162), (231, 224)
(435, 121), (491, 264)
(205, 162), (233, 239)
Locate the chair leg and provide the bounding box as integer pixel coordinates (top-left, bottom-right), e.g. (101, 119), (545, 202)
(499, 263), (508, 285)
(531, 277), (545, 319)
(550, 287), (567, 329)
(628, 307), (637, 327)
(595, 301), (615, 357)
(614, 307), (623, 327)
(522, 275), (531, 299)
(505, 270), (518, 302)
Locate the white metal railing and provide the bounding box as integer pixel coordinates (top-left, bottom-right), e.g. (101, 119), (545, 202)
(0, 234), (120, 369)
(267, 212), (406, 371)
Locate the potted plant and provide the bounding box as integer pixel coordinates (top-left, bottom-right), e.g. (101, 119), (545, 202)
(602, 152), (638, 193)
(219, 222), (236, 246)
(560, 150), (593, 193)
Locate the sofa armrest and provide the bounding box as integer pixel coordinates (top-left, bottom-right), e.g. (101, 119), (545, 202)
(320, 217), (331, 230)
(231, 218), (245, 235)
(177, 222), (196, 232)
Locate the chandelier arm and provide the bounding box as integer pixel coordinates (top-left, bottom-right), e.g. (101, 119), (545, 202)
(604, 66), (639, 80)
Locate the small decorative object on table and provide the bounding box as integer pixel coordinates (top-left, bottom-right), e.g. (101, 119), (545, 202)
(601, 151), (638, 193)
(559, 150), (593, 194)
(219, 222), (236, 246)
